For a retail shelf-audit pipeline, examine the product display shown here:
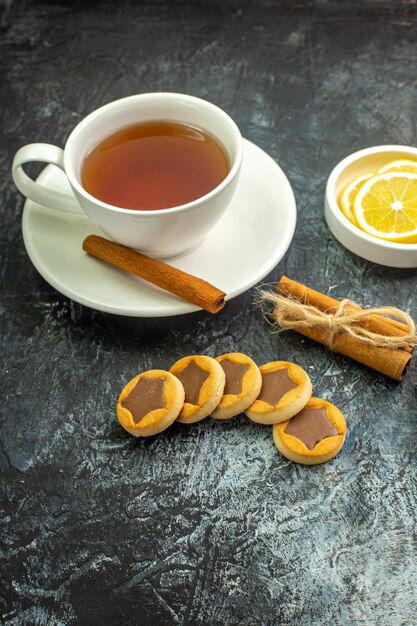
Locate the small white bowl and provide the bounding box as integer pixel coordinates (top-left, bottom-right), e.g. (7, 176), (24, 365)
(325, 145), (417, 268)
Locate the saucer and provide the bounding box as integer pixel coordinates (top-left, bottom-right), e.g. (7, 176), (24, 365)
(21, 139), (296, 317)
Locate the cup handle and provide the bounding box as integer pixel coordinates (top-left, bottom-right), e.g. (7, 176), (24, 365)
(12, 143), (84, 214)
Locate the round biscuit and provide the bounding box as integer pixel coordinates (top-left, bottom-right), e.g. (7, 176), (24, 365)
(211, 352), (262, 420)
(246, 361), (312, 424)
(117, 369), (185, 437)
(170, 355), (225, 423)
(272, 397), (347, 465)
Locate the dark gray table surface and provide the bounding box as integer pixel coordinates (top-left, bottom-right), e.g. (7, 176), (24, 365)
(1, 1), (417, 625)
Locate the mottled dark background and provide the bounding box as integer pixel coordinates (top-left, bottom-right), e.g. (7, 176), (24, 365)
(1, 1), (417, 625)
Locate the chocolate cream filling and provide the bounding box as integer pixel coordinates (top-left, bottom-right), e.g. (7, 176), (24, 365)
(284, 407), (338, 450)
(220, 360), (250, 395)
(121, 376), (166, 424)
(257, 368), (298, 406)
(176, 360), (209, 405)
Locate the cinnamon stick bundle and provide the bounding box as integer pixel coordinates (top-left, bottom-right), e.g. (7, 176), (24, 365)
(83, 235), (226, 314)
(260, 276), (416, 381)
(278, 276), (413, 349)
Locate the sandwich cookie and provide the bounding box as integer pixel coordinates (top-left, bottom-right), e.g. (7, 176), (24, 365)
(272, 397), (347, 465)
(211, 352), (262, 420)
(170, 355), (225, 423)
(245, 361), (312, 425)
(117, 369), (185, 437)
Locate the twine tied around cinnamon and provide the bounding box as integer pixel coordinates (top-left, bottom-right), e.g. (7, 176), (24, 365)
(258, 290), (417, 351)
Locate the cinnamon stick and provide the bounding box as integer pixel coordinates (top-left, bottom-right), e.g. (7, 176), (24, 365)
(278, 276), (413, 353)
(83, 235), (226, 314)
(275, 276), (413, 381)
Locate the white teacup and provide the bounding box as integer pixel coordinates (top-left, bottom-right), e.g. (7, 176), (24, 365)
(12, 93), (243, 258)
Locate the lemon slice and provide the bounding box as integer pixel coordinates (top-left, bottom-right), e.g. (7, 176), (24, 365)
(353, 172), (417, 243)
(339, 173), (373, 223)
(378, 159), (417, 174)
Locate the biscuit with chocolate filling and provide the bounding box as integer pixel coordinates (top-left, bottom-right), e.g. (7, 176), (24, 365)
(211, 352), (262, 420)
(117, 369), (185, 437)
(272, 397), (346, 465)
(245, 361), (312, 425)
(170, 355), (225, 423)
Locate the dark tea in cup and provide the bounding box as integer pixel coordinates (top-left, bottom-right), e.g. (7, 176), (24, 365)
(81, 121), (230, 211)
(13, 92), (242, 256)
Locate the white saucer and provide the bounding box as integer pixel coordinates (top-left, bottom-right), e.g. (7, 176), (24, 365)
(22, 139), (296, 317)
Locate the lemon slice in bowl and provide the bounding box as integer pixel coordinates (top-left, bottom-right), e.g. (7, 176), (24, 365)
(378, 159), (417, 174)
(353, 172), (417, 243)
(339, 173), (373, 223)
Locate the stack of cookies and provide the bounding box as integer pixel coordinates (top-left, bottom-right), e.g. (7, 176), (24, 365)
(117, 353), (347, 465)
